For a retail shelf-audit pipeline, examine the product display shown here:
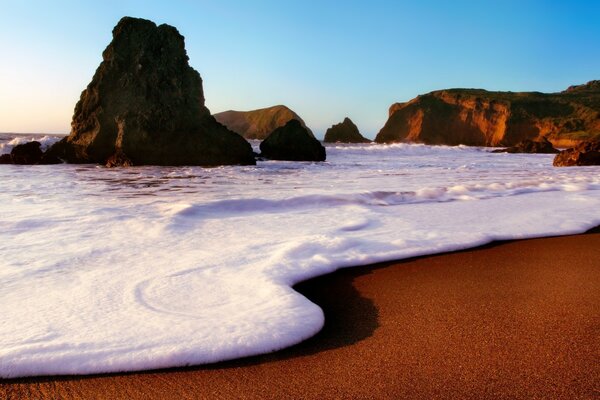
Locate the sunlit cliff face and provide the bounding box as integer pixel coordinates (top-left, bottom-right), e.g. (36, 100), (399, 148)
(376, 83), (600, 147)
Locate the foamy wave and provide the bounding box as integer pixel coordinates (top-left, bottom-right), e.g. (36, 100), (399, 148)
(0, 144), (599, 378)
(167, 179), (600, 220)
(326, 142), (486, 154)
(0, 135), (63, 155)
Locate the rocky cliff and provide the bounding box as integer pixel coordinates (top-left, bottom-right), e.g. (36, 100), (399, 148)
(214, 105), (313, 140)
(324, 117), (371, 143)
(375, 81), (600, 147)
(49, 17), (255, 166)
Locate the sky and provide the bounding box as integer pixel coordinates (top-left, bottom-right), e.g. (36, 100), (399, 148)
(1, 1), (599, 138)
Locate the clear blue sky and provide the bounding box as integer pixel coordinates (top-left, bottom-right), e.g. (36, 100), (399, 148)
(1, 1), (599, 138)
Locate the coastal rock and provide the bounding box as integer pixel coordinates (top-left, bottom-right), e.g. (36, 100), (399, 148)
(324, 117), (371, 143)
(0, 141), (62, 165)
(492, 137), (558, 154)
(375, 81), (600, 147)
(105, 150), (133, 167)
(10, 141), (43, 164)
(48, 16), (255, 166)
(214, 105), (313, 140)
(40, 151), (63, 165)
(259, 119), (326, 161)
(553, 140), (600, 166)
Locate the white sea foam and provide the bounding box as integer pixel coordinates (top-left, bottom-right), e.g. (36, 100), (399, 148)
(1, 142), (599, 378)
(0, 134), (63, 155)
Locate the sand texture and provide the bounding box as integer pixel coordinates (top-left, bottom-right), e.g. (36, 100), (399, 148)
(2, 231), (599, 399)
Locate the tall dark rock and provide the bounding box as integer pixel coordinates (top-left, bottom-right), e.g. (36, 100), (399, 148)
(259, 119), (326, 161)
(324, 117), (371, 143)
(49, 17), (255, 166)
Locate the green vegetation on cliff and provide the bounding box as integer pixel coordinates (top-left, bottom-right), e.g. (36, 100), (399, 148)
(376, 80), (600, 147)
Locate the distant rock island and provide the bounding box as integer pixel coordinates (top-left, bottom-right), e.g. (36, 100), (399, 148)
(375, 81), (600, 147)
(48, 16), (255, 166)
(214, 105), (313, 140)
(259, 119), (326, 161)
(324, 118), (371, 143)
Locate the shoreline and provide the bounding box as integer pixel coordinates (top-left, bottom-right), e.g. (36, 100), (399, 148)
(2, 228), (599, 398)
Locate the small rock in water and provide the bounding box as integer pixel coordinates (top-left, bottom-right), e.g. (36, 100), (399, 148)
(553, 140), (600, 166)
(0, 141), (63, 165)
(10, 141), (43, 164)
(492, 137), (558, 154)
(324, 117), (371, 143)
(259, 119), (326, 161)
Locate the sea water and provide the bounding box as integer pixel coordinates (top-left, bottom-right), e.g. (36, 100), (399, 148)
(1, 133), (599, 378)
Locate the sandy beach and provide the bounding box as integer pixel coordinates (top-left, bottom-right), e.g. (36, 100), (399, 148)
(2, 229), (599, 399)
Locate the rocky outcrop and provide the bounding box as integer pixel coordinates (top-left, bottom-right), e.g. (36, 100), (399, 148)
(492, 137), (558, 154)
(324, 118), (371, 143)
(553, 140), (600, 166)
(564, 80), (600, 93)
(214, 105), (313, 140)
(10, 141), (43, 164)
(0, 141), (62, 164)
(376, 81), (600, 147)
(259, 119), (326, 161)
(48, 17), (255, 167)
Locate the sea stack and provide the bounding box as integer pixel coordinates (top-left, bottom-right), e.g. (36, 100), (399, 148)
(48, 16), (255, 166)
(375, 81), (600, 147)
(324, 117), (371, 143)
(259, 119), (326, 161)
(214, 105), (313, 140)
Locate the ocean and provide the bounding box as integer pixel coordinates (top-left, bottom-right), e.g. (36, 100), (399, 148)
(1, 133), (599, 378)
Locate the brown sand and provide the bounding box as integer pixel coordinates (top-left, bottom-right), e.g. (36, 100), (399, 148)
(2, 231), (599, 399)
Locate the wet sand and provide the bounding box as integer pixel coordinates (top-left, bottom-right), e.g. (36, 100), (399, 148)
(2, 230), (599, 399)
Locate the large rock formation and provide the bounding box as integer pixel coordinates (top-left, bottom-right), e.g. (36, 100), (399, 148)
(259, 119), (326, 161)
(553, 140), (600, 166)
(324, 117), (371, 143)
(48, 17), (255, 166)
(375, 81), (600, 147)
(214, 105), (313, 140)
